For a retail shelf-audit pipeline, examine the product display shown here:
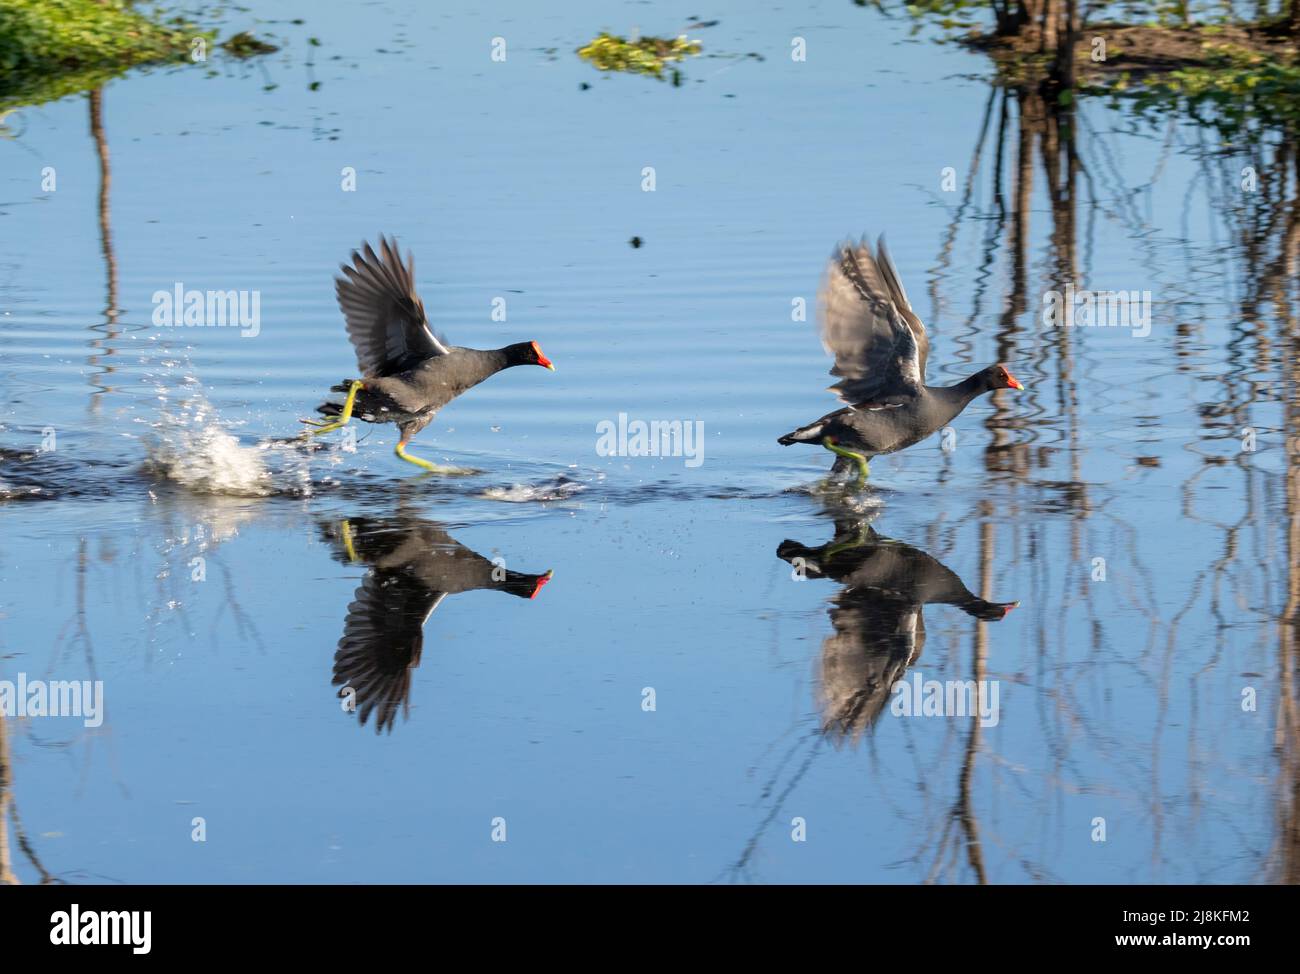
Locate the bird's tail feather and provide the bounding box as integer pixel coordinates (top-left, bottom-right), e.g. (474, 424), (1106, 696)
(778, 421), (824, 446)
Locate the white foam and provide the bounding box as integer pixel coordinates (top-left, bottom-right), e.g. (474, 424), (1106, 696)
(146, 395), (275, 497)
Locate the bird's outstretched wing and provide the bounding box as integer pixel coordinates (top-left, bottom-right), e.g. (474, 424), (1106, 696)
(817, 235), (929, 406)
(332, 570), (445, 734)
(335, 235), (449, 378)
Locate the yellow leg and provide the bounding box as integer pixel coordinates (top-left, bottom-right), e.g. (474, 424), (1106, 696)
(822, 437), (870, 482)
(305, 380), (362, 436)
(340, 519), (359, 564)
(394, 438), (471, 474)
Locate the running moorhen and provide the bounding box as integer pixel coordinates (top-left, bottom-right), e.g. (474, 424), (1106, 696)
(777, 517), (1017, 741)
(778, 236), (1023, 479)
(322, 516), (552, 734)
(302, 236), (554, 472)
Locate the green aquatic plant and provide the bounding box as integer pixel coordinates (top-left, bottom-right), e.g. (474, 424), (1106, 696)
(221, 30), (279, 59)
(0, 0), (203, 109)
(0, 0), (197, 74)
(1098, 42), (1300, 138)
(0, 0), (277, 112)
(899, 0), (1300, 139)
(577, 32), (702, 81)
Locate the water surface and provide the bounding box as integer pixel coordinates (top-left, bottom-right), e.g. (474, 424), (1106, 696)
(1, 0), (1296, 884)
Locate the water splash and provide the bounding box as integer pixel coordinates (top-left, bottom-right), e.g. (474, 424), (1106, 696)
(482, 474), (587, 503)
(141, 384), (322, 497)
(784, 477), (889, 520)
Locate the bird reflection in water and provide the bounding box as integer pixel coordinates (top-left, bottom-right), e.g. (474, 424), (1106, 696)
(777, 516), (1017, 742)
(320, 517), (552, 733)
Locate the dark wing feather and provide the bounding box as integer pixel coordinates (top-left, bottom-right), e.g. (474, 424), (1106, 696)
(819, 596), (923, 742)
(874, 236), (928, 380)
(817, 236), (926, 406)
(335, 235), (449, 378)
(332, 570), (445, 734)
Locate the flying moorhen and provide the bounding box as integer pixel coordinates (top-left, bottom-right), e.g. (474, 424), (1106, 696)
(778, 236), (1023, 480)
(777, 517), (1017, 740)
(322, 516), (552, 733)
(302, 236), (555, 472)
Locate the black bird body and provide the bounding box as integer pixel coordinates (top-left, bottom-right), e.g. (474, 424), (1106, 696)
(779, 369), (1011, 459)
(322, 517), (551, 733)
(778, 235), (1022, 476)
(777, 520), (1016, 740)
(318, 344), (542, 439)
(778, 522), (1014, 621)
(307, 236), (553, 470)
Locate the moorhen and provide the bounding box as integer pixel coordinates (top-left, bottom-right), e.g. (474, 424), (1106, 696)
(778, 235), (1023, 479)
(777, 518), (1017, 740)
(303, 236), (555, 472)
(322, 516), (552, 733)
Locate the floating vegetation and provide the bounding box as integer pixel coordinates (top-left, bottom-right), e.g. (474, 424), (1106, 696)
(576, 32), (702, 82)
(221, 31), (279, 59)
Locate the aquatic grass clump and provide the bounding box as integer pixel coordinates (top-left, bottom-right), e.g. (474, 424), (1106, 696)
(577, 32), (702, 81)
(0, 0), (208, 109)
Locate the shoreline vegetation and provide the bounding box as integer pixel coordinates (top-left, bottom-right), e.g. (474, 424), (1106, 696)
(908, 2), (1300, 134)
(0, 0), (276, 114)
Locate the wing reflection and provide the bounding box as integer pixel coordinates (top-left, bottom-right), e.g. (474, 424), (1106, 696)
(777, 516), (1016, 742)
(320, 517), (552, 734)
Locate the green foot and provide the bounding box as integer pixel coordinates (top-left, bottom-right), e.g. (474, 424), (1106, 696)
(821, 437), (870, 482)
(303, 380), (363, 437)
(395, 441), (473, 475)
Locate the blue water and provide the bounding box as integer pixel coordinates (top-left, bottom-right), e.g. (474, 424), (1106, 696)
(0, 1), (1294, 883)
